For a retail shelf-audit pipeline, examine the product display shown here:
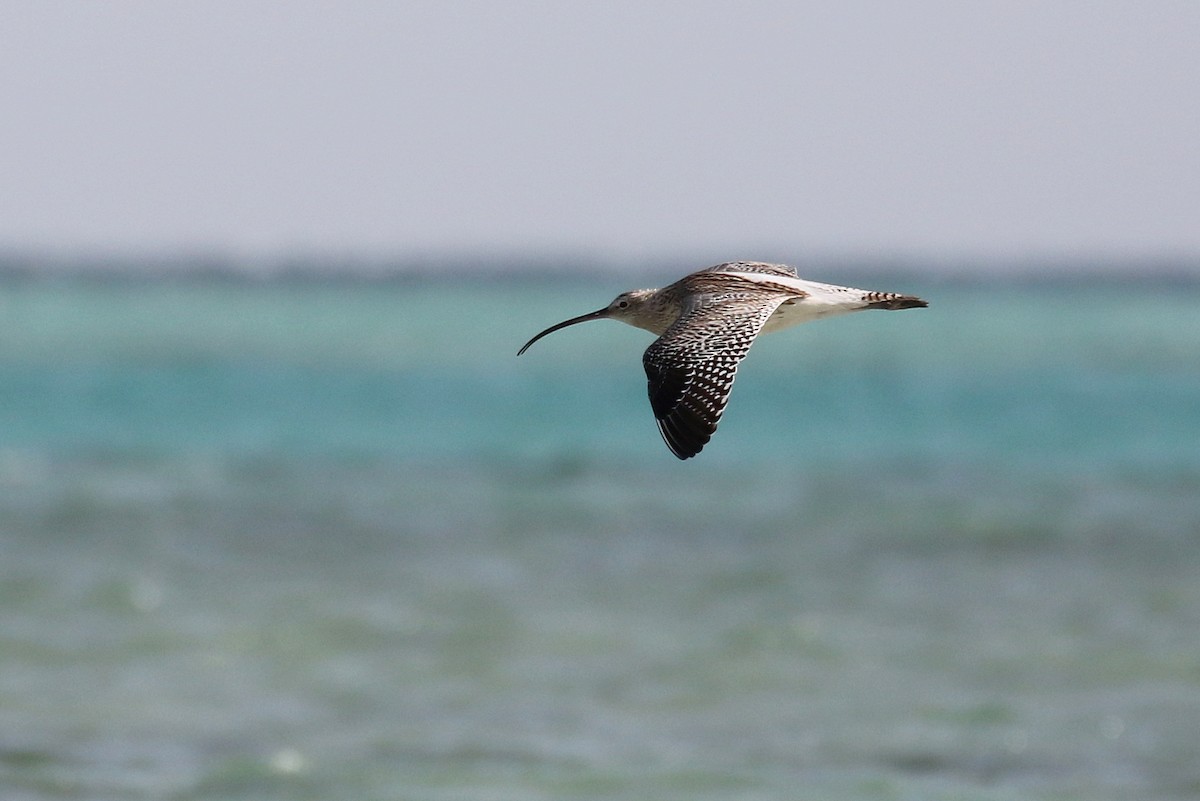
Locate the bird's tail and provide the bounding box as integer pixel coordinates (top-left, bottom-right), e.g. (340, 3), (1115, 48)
(864, 292), (928, 310)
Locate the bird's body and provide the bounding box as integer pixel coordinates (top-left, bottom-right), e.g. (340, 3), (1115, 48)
(518, 261), (927, 459)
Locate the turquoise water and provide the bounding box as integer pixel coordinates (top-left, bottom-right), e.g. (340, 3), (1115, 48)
(1, 274), (1199, 800)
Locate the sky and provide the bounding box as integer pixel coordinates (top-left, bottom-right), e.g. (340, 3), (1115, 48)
(2, 1), (1198, 269)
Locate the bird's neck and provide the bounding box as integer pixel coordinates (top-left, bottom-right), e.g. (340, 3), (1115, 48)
(627, 292), (683, 336)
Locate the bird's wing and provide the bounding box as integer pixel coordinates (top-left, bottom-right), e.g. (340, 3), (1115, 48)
(642, 294), (787, 459)
(697, 261), (799, 278)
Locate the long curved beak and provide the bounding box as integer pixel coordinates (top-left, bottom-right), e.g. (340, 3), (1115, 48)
(517, 308), (610, 355)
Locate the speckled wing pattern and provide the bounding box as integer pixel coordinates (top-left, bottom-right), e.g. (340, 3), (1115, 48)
(696, 261), (799, 279)
(643, 285), (790, 460)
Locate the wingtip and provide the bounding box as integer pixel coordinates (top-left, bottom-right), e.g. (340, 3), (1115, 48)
(656, 416), (710, 460)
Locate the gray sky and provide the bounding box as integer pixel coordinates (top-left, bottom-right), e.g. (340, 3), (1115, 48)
(2, 1), (1198, 265)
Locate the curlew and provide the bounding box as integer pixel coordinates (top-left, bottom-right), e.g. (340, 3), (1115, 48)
(518, 261), (927, 459)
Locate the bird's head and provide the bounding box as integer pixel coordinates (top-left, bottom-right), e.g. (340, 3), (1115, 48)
(517, 289), (657, 355)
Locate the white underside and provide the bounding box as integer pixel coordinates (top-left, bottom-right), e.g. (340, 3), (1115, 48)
(722, 271), (873, 334)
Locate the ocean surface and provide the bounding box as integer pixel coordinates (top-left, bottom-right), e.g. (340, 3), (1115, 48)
(1, 270), (1198, 800)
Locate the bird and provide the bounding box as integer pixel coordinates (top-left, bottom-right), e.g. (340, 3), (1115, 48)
(518, 261), (927, 459)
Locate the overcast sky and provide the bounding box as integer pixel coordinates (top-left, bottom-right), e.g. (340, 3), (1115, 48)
(2, 2), (1197, 267)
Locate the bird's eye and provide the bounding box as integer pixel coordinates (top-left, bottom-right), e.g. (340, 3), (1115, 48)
(617, 300), (629, 308)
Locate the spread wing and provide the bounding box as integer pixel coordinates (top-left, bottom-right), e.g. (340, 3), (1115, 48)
(697, 261), (799, 279)
(642, 294), (787, 459)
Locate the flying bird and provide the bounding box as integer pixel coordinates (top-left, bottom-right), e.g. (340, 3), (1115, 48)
(518, 261), (927, 459)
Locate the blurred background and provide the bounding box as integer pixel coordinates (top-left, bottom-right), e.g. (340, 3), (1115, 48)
(2, 3), (1198, 800)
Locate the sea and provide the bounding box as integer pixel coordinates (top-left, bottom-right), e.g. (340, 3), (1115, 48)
(1, 263), (1198, 800)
